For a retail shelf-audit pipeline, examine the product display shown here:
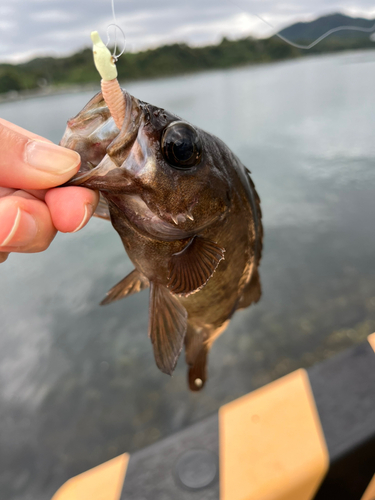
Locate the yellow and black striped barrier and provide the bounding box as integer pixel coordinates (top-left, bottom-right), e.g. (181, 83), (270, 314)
(53, 333), (375, 500)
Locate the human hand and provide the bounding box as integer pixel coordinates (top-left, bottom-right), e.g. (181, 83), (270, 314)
(0, 118), (99, 263)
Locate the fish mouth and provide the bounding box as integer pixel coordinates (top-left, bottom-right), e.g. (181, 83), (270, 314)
(60, 90), (143, 190)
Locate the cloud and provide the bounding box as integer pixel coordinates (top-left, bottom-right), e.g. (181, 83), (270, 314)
(0, 20), (16, 32)
(0, 0), (374, 63)
(30, 9), (74, 22)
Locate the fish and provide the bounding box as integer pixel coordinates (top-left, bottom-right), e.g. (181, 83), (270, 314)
(60, 89), (263, 391)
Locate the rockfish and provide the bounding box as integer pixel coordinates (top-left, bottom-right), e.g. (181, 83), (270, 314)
(60, 89), (263, 391)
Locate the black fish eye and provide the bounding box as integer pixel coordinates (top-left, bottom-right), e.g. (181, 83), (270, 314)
(161, 121), (202, 169)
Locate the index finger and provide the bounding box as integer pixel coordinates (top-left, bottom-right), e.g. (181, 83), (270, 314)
(0, 118), (81, 190)
(0, 118), (52, 142)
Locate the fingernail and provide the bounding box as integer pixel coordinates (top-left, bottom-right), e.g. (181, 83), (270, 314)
(25, 139), (80, 175)
(0, 209), (38, 248)
(0, 252), (8, 263)
(72, 204), (94, 233)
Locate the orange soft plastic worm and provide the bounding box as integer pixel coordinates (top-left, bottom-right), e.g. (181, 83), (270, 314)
(101, 78), (126, 130)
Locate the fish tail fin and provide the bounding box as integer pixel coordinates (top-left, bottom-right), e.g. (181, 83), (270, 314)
(188, 347), (208, 392)
(185, 324), (209, 392)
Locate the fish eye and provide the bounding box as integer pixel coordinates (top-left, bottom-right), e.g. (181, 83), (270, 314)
(161, 121), (202, 169)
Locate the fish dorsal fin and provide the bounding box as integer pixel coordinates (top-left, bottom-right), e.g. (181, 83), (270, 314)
(149, 282), (187, 375)
(236, 268), (261, 311)
(167, 236), (225, 296)
(100, 269), (149, 305)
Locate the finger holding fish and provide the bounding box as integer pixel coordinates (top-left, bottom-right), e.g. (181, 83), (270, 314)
(0, 191), (56, 253)
(0, 118), (81, 190)
(45, 187), (99, 233)
(0, 119), (99, 258)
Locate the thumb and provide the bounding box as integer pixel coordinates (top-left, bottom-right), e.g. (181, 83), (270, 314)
(0, 118), (80, 190)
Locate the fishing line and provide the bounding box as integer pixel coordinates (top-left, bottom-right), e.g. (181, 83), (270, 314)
(227, 0), (375, 50)
(105, 0), (126, 61)
(111, 0), (117, 53)
(102, 0), (375, 61)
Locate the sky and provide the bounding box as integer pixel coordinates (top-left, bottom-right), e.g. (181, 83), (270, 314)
(1, 0), (375, 64)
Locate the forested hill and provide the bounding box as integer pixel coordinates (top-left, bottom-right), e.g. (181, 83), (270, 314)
(0, 12), (374, 96)
(279, 13), (375, 41)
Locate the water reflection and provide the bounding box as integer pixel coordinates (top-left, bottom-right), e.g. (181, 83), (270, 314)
(1, 50), (375, 499)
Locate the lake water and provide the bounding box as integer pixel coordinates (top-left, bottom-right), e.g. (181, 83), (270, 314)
(1, 49), (375, 499)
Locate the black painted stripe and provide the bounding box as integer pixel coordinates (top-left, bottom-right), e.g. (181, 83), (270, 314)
(308, 341), (375, 499)
(120, 414), (219, 500)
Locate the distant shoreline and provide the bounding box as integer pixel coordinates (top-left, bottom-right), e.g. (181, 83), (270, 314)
(1, 46), (375, 106)
(0, 83), (100, 105)
(1, 13), (375, 103)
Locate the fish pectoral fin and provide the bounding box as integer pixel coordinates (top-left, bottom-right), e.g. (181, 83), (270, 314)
(100, 269), (149, 305)
(236, 268), (261, 311)
(167, 236), (225, 296)
(94, 195), (111, 221)
(149, 282), (187, 375)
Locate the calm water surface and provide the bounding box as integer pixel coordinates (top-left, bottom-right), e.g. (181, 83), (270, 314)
(1, 50), (375, 499)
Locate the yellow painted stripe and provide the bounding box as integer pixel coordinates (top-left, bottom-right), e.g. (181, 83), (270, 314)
(219, 369), (329, 500)
(361, 474), (375, 500)
(52, 453), (129, 500)
(368, 333), (375, 353)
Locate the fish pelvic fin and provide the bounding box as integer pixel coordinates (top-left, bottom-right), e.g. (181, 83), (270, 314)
(149, 282), (188, 375)
(167, 236), (225, 296)
(236, 268), (262, 311)
(100, 269), (149, 305)
(185, 324), (209, 392)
